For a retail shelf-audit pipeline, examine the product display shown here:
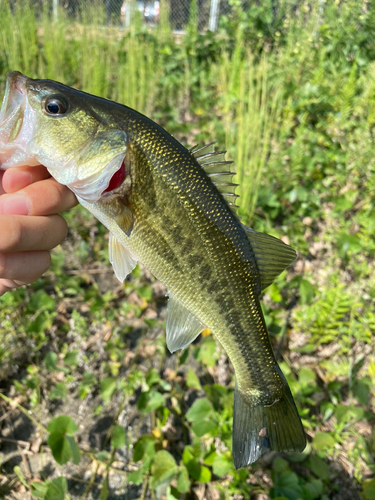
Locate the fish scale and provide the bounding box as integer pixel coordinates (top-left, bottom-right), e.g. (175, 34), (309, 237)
(0, 71), (306, 467)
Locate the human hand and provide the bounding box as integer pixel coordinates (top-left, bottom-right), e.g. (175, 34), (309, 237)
(0, 165), (78, 296)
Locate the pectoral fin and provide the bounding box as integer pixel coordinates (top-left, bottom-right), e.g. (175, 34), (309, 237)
(115, 203), (134, 237)
(109, 233), (137, 282)
(166, 291), (206, 353)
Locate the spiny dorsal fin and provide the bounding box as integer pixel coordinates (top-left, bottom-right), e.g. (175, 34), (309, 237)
(243, 225), (297, 290)
(190, 142), (239, 216)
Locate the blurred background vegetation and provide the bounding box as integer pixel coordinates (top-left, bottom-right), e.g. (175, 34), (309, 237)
(0, 0), (375, 499)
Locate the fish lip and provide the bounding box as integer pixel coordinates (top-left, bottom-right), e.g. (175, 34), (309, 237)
(12, 74), (27, 95)
(0, 72), (28, 131)
(6, 71), (28, 97)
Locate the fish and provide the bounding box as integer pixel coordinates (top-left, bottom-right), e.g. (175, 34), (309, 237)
(0, 71), (306, 467)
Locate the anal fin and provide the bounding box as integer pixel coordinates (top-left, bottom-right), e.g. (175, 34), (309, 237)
(166, 291), (206, 353)
(109, 233), (137, 282)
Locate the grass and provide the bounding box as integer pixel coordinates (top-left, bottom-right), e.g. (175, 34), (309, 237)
(0, 1), (375, 499)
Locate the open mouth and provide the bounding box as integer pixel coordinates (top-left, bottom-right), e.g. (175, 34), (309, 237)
(102, 159), (126, 194)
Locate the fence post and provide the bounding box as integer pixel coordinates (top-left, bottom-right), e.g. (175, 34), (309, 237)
(208, 0), (220, 32)
(53, 0), (58, 21)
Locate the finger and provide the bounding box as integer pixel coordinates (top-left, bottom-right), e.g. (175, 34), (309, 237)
(0, 278), (26, 296)
(2, 165), (51, 193)
(0, 214), (68, 253)
(0, 250), (51, 284)
(0, 177), (78, 216)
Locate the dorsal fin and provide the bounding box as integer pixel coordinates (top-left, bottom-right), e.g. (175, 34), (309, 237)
(190, 142), (239, 216)
(242, 225), (297, 290)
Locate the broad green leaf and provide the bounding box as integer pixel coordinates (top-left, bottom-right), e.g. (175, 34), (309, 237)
(195, 338), (218, 367)
(79, 372), (97, 398)
(64, 350), (79, 366)
(273, 457), (289, 473)
(268, 283), (282, 302)
(299, 367), (316, 386)
(150, 450), (178, 489)
(47, 416), (78, 435)
(100, 377), (117, 403)
(177, 465), (190, 493)
(129, 453), (153, 485)
(31, 481), (49, 499)
(186, 369), (201, 390)
(44, 352), (58, 371)
(47, 433), (73, 465)
(128, 468), (144, 485)
(337, 234), (362, 257)
(191, 420), (217, 437)
(49, 382), (67, 400)
(111, 425), (126, 449)
(203, 450), (217, 466)
(195, 465), (211, 483)
(66, 436), (80, 465)
(146, 368), (160, 387)
(96, 450), (111, 461)
(133, 435), (156, 462)
(45, 477), (67, 500)
(212, 454), (232, 477)
(137, 390), (165, 413)
(186, 398), (213, 423)
(27, 290), (56, 313)
(167, 485), (181, 499)
(312, 432), (335, 451)
(184, 454), (211, 483)
(272, 471), (304, 500)
(47, 416), (79, 466)
(309, 455), (329, 480)
(304, 479), (323, 499)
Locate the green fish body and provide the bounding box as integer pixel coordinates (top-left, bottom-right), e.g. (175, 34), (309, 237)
(0, 72), (306, 467)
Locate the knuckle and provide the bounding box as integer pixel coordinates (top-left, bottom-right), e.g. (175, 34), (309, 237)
(1, 217), (24, 251)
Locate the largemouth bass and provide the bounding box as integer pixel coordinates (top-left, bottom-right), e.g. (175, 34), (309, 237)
(0, 72), (306, 467)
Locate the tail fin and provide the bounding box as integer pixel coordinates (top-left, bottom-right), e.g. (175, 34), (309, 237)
(232, 371), (306, 468)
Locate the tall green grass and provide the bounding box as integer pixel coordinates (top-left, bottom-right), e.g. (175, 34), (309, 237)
(0, 2), (166, 117)
(217, 49), (284, 223)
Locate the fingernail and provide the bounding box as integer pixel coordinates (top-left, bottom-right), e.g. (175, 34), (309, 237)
(0, 195), (31, 215)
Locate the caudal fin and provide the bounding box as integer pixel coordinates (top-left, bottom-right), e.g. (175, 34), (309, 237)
(232, 373), (306, 468)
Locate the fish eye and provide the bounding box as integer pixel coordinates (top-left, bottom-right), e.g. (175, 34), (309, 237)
(44, 95), (69, 116)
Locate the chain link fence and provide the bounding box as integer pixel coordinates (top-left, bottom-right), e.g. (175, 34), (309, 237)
(42, 0), (234, 32)
(11, 0), (327, 33)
